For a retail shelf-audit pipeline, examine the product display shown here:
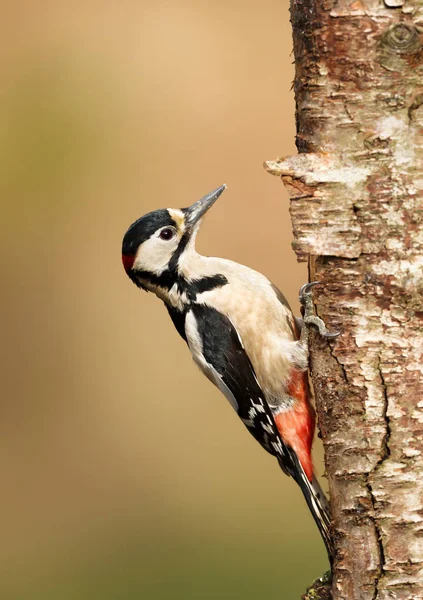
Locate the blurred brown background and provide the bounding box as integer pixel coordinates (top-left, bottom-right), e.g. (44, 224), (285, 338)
(1, 1), (328, 598)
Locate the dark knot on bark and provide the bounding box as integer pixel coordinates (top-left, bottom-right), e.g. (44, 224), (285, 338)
(380, 23), (421, 55)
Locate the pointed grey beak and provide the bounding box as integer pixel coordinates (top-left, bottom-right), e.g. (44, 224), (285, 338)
(184, 184), (226, 228)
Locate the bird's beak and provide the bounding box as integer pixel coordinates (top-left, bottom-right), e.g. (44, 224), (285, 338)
(184, 184), (226, 229)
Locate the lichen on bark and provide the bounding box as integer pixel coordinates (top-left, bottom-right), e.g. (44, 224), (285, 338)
(266, 2), (423, 599)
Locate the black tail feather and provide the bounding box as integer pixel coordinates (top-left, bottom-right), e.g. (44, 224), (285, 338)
(279, 454), (334, 563)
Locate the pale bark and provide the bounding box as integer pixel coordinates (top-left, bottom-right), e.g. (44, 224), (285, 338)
(265, 2), (423, 599)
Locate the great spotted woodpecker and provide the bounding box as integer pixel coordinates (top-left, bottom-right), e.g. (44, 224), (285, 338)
(122, 185), (337, 559)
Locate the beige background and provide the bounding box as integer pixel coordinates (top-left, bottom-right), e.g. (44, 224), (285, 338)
(1, 1), (327, 598)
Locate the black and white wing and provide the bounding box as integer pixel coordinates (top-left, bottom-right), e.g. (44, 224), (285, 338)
(184, 303), (299, 477)
(170, 302), (333, 559)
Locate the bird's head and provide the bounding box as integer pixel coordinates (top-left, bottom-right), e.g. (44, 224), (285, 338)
(122, 184), (226, 288)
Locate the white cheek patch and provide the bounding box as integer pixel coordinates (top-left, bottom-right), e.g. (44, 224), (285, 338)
(134, 232), (179, 275)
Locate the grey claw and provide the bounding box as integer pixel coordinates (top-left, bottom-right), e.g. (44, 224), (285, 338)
(299, 281), (321, 301)
(324, 330), (341, 339)
(304, 315), (341, 339)
(299, 281), (340, 341)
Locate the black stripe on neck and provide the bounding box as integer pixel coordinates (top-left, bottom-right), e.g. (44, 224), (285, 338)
(131, 270), (228, 301)
(168, 232), (190, 273)
(188, 274), (228, 297)
(132, 269), (176, 290)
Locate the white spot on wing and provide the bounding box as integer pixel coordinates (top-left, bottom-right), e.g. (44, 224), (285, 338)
(271, 440), (284, 455)
(261, 422), (274, 434)
(251, 399), (266, 413)
(248, 407), (257, 420)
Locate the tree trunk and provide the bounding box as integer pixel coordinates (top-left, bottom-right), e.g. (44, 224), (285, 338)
(265, 2), (423, 599)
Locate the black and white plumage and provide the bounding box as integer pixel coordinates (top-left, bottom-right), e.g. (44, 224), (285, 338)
(122, 185), (334, 560)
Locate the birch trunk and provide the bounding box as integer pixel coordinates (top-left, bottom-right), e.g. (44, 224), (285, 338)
(265, 2), (423, 599)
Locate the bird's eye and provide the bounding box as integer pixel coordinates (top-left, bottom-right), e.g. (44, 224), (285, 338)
(159, 228), (175, 241)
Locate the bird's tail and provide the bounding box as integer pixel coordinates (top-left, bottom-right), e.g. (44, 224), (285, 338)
(279, 454), (334, 562)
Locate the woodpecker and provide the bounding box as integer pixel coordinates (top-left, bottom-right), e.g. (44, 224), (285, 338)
(122, 185), (337, 559)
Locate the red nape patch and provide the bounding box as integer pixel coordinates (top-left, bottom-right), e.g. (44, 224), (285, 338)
(122, 254), (135, 273)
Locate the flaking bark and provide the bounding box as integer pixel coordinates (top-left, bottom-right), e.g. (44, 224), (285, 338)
(265, 2), (423, 599)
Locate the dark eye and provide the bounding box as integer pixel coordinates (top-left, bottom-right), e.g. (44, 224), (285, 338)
(159, 228), (175, 241)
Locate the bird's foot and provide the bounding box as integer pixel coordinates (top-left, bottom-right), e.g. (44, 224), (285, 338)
(299, 282), (340, 340)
